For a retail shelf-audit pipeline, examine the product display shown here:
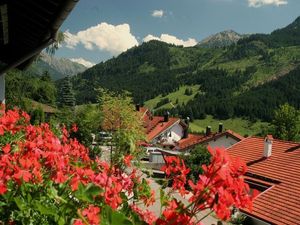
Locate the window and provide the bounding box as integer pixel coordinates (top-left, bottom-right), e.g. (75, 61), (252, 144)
(245, 178), (271, 195)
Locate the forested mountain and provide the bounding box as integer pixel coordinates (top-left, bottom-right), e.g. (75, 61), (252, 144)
(238, 16), (300, 48)
(28, 53), (87, 80)
(70, 16), (300, 122)
(198, 30), (245, 48)
(5, 69), (57, 109)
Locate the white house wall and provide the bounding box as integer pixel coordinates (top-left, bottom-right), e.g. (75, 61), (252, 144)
(207, 135), (238, 149)
(169, 123), (184, 142)
(153, 122), (184, 144)
(149, 153), (165, 164)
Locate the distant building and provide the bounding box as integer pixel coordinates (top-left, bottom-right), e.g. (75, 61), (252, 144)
(227, 135), (300, 225)
(27, 99), (59, 119)
(138, 106), (244, 151)
(176, 129), (244, 151)
(138, 106), (244, 168)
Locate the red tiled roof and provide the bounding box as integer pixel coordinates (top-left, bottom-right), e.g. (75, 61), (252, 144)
(145, 117), (180, 141)
(227, 137), (300, 225)
(177, 134), (209, 150)
(139, 107), (149, 117)
(178, 130), (244, 150)
(225, 129), (245, 141)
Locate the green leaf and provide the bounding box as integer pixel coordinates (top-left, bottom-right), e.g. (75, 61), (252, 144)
(75, 183), (102, 203)
(14, 196), (26, 211)
(32, 200), (57, 216)
(58, 217), (66, 225)
(160, 188), (168, 207)
(48, 184), (67, 203)
(101, 205), (134, 225)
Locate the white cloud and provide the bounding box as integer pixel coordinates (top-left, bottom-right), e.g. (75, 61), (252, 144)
(64, 23), (139, 55)
(69, 58), (95, 68)
(143, 34), (197, 47)
(152, 10), (164, 18)
(248, 0), (288, 7)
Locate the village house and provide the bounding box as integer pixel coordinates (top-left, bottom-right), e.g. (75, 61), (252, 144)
(227, 135), (300, 225)
(138, 105), (244, 165)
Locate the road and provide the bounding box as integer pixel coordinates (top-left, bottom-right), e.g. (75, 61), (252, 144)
(141, 173), (223, 225)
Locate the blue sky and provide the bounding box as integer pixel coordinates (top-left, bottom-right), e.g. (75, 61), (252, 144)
(56, 0), (300, 67)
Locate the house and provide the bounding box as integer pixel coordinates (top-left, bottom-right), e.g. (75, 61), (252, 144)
(138, 106), (244, 168)
(139, 105), (244, 151)
(227, 135), (300, 225)
(176, 128), (244, 151)
(0, 0), (79, 104)
(27, 99), (59, 117)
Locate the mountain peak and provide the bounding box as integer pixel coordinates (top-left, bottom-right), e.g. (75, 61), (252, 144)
(294, 16), (300, 23)
(28, 53), (87, 80)
(198, 30), (243, 48)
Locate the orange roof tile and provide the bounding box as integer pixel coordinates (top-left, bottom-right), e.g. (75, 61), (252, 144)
(177, 134), (209, 150)
(146, 117), (180, 141)
(178, 130), (244, 150)
(139, 107), (149, 116)
(227, 137), (300, 225)
(225, 129), (245, 141)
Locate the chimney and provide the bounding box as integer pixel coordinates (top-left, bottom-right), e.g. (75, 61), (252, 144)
(135, 104), (140, 112)
(218, 123), (223, 133)
(183, 117), (190, 139)
(206, 126), (211, 136)
(185, 117), (190, 126)
(164, 111), (170, 122)
(150, 110), (154, 120)
(263, 135), (273, 158)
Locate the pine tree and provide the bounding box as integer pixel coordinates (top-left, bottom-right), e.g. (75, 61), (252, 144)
(59, 76), (75, 107)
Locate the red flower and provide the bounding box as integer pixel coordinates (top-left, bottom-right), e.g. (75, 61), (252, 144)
(131, 204), (157, 225)
(72, 219), (84, 225)
(13, 169), (32, 183)
(53, 171), (68, 184)
(71, 124), (78, 133)
(0, 108), (254, 224)
(2, 144), (11, 154)
(82, 205), (101, 225)
(161, 156), (190, 196)
(156, 200), (193, 225)
(0, 181), (7, 194)
(124, 155), (133, 167)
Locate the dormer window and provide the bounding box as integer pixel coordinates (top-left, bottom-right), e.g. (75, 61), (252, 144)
(245, 178), (272, 196)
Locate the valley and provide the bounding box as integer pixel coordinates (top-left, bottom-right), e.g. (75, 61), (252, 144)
(68, 16), (300, 125)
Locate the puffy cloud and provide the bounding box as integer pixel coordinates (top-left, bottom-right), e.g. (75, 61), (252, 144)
(152, 10), (164, 18)
(143, 34), (197, 47)
(64, 31), (79, 49)
(69, 58), (95, 68)
(248, 0), (288, 7)
(64, 23), (139, 55)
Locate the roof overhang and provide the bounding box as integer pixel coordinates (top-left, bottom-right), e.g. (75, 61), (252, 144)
(148, 119), (181, 141)
(0, 0), (79, 76)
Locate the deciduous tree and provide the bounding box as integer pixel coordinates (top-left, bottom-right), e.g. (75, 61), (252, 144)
(99, 89), (145, 166)
(272, 103), (300, 141)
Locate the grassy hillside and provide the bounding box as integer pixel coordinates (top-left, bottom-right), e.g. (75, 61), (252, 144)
(70, 16), (300, 122)
(144, 85), (201, 110)
(190, 115), (268, 136)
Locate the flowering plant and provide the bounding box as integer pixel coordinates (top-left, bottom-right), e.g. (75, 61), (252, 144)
(0, 107), (255, 224)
